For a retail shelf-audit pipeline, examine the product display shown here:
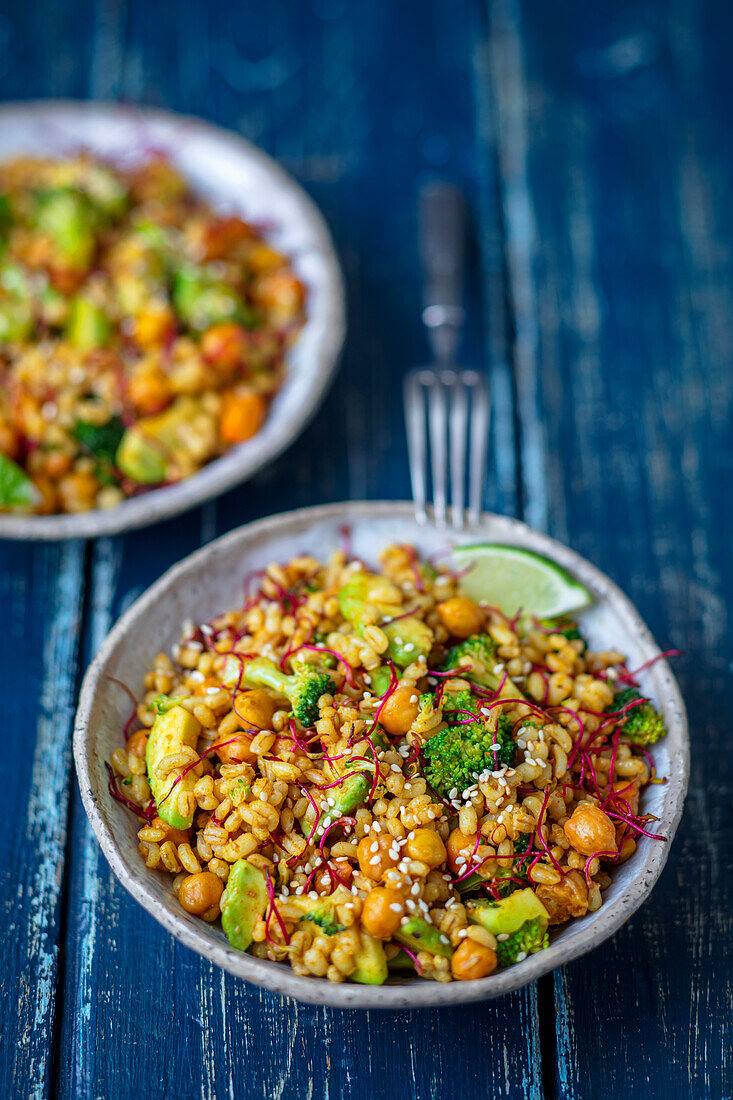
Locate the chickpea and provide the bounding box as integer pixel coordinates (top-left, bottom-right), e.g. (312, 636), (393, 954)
(405, 827), (447, 869)
(234, 689), (277, 731)
(201, 322), (248, 370)
(44, 450), (74, 479)
(178, 871), (224, 916)
(612, 779), (639, 817)
(133, 304), (176, 349)
(128, 365), (172, 416)
(563, 803), (617, 857)
(152, 816), (191, 847)
(57, 469), (99, 513)
(357, 833), (400, 881)
(379, 686), (420, 737)
(361, 887), (405, 939)
(436, 597), (484, 639)
(215, 734), (256, 765)
(254, 269), (305, 326)
(126, 729), (149, 757)
(447, 828), (479, 874)
(451, 938), (497, 980)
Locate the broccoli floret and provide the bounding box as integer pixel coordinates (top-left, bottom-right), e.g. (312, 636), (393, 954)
(423, 705), (515, 798)
(443, 635), (501, 689)
(613, 687), (667, 745)
(417, 691), (437, 719)
(297, 903), (345, 936)
(241, 656), (334, 727)
(495, 918), (549, 967)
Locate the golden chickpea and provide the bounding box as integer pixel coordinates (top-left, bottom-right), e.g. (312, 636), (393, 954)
(405, 827), (447, 868)
(361, 887), (405, 939)
(44, 450), (74, 479)
(57, 469), (99, 513)
(215, 735), (256, 765)
(564, 803), (617, 857)
(379, 686), (420, 737)
(178, 871), (224, 915)
(201, 322), (248, 370)
(436, 597), (484, 639)
(128, 365), (172, 416)
(357, 833), (400, 881)
(152, 816), (191, 847)
(133, 304), (176, 349)
(234, 689), (277, 731)
(126, 729), (149, 757)
(447, 828), (479, 874)
(612, 779), (639, 817)
(254, 269), (306, 325)
(451, 938), (497, 980)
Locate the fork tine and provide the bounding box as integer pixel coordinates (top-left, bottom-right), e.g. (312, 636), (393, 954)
(467, 372), (490, 526)
(404, 370), (429, 524)
(427, 372), (450, 528)
(448, 372), (468, 529)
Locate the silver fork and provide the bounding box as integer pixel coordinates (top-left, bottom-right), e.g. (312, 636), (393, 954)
(404, 182), (491, 529)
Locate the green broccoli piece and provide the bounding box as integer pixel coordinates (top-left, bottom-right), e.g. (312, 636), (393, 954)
(443, 635), (501, 690)
(72, 415), (126, 464)
(467, 889), (550, 967)
(295, 899), (345, 936)
(423, 702), (516, 798)
(613, 687), (667, 745)
(240, 656), (334, 727)
(382, 616), (434, 667)
(495, 919), (549, 967)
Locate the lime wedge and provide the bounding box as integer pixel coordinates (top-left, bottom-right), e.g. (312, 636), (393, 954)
(453, 543), (592, 618)
(0, 451), (41, 509)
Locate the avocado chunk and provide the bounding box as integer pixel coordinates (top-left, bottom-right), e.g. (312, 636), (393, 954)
(382, 616), (434, 668)
(467, 889), (550, 936)
(34, 187), (96, 269)
(115, 396), (216, 484)
(0, 452), (40, 509)
(220, 860), (268, 952)
(66, 296), (110, 350)
(394, 915), (453, 959)
(290, 897), (345, 936)
(145, 701), (201, 829)
(172, 264), (255, 333)
(351, 931), (388, 985)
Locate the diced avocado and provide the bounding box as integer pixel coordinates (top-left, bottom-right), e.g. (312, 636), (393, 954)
(369, 728), (389, 752)
(382, 616), (434, 668)
(368, 666), (393, 698)
(0, 452), (40, 508)
(116, 428), (167, 484)
(72, 415), (125, 463)
(0, 297), (33, 342)
(337, 570), (402, 631)
(328, 770), (371, 817)
(145, 701), (202, 829)
(115, 396), (216, 484)
(173, 264), (254, 333)
(394, 915), (453, 959)
(467, 889), (550, 936)
(220, 860), (268, 952)
(0, 193), (13, 238)
(351, 932), (388, 985)
(66, 296), (110, 350)
(387, 948), (417, 971)
(34, 187), (96, 269)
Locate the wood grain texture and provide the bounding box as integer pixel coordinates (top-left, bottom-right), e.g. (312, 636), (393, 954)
(490, 1), (732, 1097)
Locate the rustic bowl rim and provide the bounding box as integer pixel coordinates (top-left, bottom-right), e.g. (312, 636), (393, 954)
(73, 501), (689, 1008)
(0, 99), (346, 540)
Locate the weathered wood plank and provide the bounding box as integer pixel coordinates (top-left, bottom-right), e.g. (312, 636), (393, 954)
(0, 542), (86, 1100)
(490, 1), (732, 1097)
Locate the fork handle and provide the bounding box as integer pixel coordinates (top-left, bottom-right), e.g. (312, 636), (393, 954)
(419, 181), (466, 365)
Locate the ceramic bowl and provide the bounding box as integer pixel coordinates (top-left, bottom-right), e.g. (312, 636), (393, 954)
(73, 501), (689, 1007)
(0, 101), (345, 540)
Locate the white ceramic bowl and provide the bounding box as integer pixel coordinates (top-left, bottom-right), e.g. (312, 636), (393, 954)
(0, 101), (345, 540)
(74, 502), (689, 1007)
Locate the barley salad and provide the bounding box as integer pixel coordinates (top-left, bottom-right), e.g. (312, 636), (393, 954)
(108, 541), (673, 985)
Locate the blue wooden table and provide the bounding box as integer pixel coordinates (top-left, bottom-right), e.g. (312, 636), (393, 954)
(2, 1), (731, 1097)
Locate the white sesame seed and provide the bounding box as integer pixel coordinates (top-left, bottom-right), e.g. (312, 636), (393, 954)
(406, 899), (417, 911)
(516, 951), (527, 961)
(408, 831), (415, 840)
(188, 670), (205, 684)
(409, 694), (418, 704)
(372, 823), (382, 833)
(370, 841), (379, 852)
(294, 886), (304, 895)
(363, 674), (372, 685)
(410, 883), (420, 897)
(389, 903), (403, 913)
(390, 764), (402, 773)
(205, 686), (219, 695)
(497, 932), (509, 941)
(200, 623), (214, 636)
(369, 856), (380, 866)
(493, 663), (504, 675)
(308, 890), (319, 900)
(403, 643), (415, 653)
(458, 928), (468, 938)
(400, 916), (409, 925)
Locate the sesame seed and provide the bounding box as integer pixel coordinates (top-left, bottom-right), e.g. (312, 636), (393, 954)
(448, 788), (458, 800)
(516, 951), (527, 961)
(408, 832), (415, 840)
(409, 694), (418, 703)
(294, 886), (304, 895)
(458, 928), (468, 938)
(403, 643), (415, 653)
(369, 856), (380, 866)
(390, 764), (402, 773)
(493, 663), (504, 675)
(189, 670), (205, 684)
(308, 890), (319, 900)
(497, 932), (509, 941)
(406, 899), (417, 911)
(410, 883), (420, 896)
(205, 686), (219, 695)
(400, 916), (409, 926)
(372, 823), (381, 833)
(389, 903), (403, 913)
(363, 674), (372, 684)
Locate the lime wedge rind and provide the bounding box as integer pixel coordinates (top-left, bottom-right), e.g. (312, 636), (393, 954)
(453, 543), (593, 619)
